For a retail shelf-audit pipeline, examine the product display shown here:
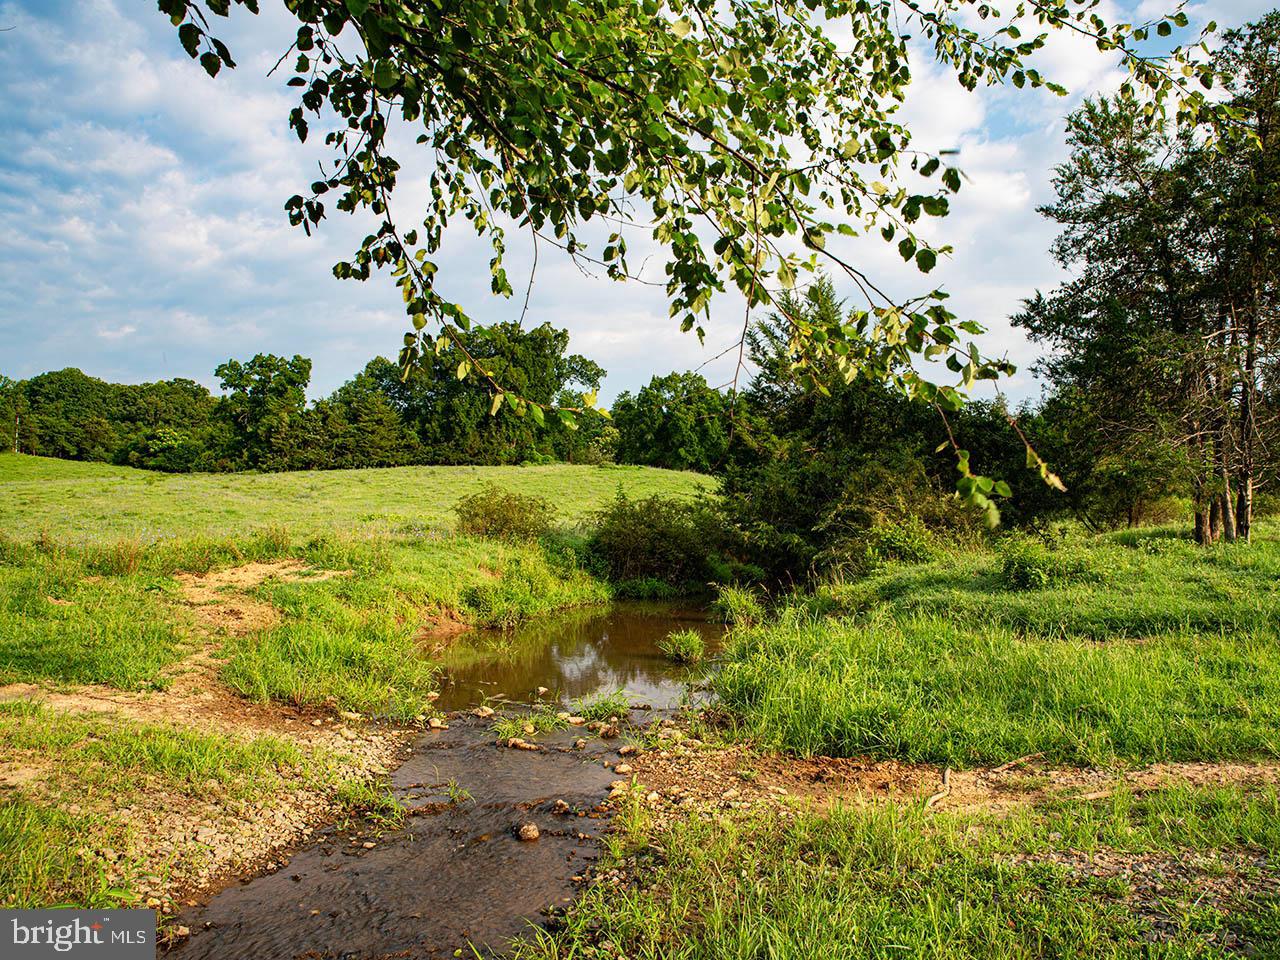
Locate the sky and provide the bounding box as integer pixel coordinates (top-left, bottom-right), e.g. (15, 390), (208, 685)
(0, 0), (1273, 404)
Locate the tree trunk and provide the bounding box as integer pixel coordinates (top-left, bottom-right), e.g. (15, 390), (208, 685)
(1220, 458), (1237, 543)
(1194, 507), (1209, 546)
(1209, 497), (1222, 545)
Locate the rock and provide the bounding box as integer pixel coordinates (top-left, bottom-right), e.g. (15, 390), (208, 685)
(174, 926), (190, 939)
(146, 898), (161, 909)
(428, 718), (448, 730)
(573, 739), (587, 750)
(599, 724), (620, 739)
(646, 792), (661, 805)
(556, 711), (571, 721)
(472, 706), (495, 718)
(522, 722), (536, 735)
(361, 841), (377, 849)
(535, 686), (549, 697)
(339, 728), (358, 741)
(506, 738), (540, 751)
(552, 799), (571, 814)
(311, 719), (324, 727)
(567, 716), (587, 726)
(338, 710), (362, 722)
(426, 691), (440, 701)
(617, 745), (637, 756)
(614, 764), (633, 775)
(516, 822), (540, 842)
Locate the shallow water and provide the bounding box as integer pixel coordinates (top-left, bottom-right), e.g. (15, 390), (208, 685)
(433, 602), (724, 712)
(171, 603), (719, 960)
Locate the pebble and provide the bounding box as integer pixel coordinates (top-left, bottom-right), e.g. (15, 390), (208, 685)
(472, 706), (495, 718)
(552, 800), (571, 814)
(339, 728), (358, 741)
(174, 926), (190, 939)
(573, 739), (587, 750)
(522, 722), (536, 735)
(311, 719), (324, 727)
(535, 686), (549, 697)
(614, 764), (633, 775)
(618, 745), (637, 756)
(338, 711), (362, 722)
(567, 716), (587, 726)
(361, 841), (377, 849)
(516, 823), (540, 842)
(428, 718), (448, 730)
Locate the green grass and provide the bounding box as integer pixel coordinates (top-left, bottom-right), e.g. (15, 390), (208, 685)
(658, 628), (705, 664)
(827, 528), (1280, 639)
(520, 786), (1280, 959)
(572, 689), (633, 722)
(713, 524), (1280, 767)
(0, 454), (711, 542)
(714, 617), (1280, 766)
(0, 701), (375, 908)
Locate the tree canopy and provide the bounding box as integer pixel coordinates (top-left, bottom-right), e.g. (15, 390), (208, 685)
(159, 0), (1219, 493)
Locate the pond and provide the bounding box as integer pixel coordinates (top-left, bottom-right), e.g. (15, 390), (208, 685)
(172, 603), (721, 960)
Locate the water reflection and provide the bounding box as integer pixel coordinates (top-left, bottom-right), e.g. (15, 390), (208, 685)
(434, 603), (723, 711)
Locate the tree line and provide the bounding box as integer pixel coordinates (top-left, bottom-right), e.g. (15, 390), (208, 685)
(0, 323), (615, 472)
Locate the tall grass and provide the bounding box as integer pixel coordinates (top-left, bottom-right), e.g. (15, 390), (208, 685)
(714, 617), (1280, 766)
(518, 786), (1280, 960)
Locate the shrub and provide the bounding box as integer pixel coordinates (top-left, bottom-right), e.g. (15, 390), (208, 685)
(455, 484), (558, 542)
(588, 490), (730, 588)
(713, 583), (766, 627)
(658, 629), (705, 664)
(998, 537), (1108, 589)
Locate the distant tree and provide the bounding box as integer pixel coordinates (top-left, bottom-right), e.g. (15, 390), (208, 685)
(215, 354), (314, 470)
(612, 373), (729, 473)
(362, 323), (605, 464)
(313, 372), (419, 468)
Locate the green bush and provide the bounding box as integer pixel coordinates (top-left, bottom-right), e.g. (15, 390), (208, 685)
(455, 484), (558, 542)
(998, 536), (1107, 589)
(588, 490), (730, 589)
(658, 628), (705, 664)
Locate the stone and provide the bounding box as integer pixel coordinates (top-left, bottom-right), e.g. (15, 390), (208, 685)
(428, 718), (447, 730)
(174, 926), (190, 939)
(647, 792), (661, 805)
(522, 722), (536, 735)
(362, 841), (377, 849)
(339, 728), (358, 741)
(617, 745), (637, 756)
(599, 724), (620, 739)
(338, 710), (362, 722)
(535, 686), (549, 697)
(573, 739), (587, 750)
(613, 764), (633, 775)
(426, 691), (440, 701)
(472, 705), (495, 718)
(310, 719), (324, 727)
(567, 716), (587, 726)
(552, 799), (571, 815)
(516, 823), (540, 842)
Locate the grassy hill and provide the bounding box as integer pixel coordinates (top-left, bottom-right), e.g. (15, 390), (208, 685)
(0, 454), (712, 541)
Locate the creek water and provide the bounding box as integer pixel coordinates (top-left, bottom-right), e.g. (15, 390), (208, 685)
(171, 603), (722, 960)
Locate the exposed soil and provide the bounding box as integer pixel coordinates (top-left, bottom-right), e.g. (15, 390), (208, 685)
(621, 717), (1280, 819)
(175, 559), (351, 635)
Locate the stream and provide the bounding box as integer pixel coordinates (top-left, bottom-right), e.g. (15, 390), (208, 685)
(170, 603), (723, 960)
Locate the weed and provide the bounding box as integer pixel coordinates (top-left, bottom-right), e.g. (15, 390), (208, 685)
(572, 690), (631, 722)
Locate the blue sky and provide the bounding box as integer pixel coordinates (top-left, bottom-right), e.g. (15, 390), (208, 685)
(0, 0), (1273, 403)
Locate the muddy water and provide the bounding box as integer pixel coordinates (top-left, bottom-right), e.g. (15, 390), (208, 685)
(172, 604), (720, 960)
(434, 602), (723, 712)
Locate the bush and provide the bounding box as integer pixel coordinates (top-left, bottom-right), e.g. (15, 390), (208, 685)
(658, 629), (705, 664)
(455, 484), (558, 542)
(998, 536), (1108, 589)
(588, 490), (731, 589)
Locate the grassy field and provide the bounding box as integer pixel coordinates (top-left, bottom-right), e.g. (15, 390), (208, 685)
(526, 522), (1280, 958)
(0, 454), (702, 908)
(0, 454), (710, 541)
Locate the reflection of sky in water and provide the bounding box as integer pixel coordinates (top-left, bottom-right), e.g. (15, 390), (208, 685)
(434, 603), (723, 711)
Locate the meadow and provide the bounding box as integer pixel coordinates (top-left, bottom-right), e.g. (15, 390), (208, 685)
(0, 454), (709, 541)
(0, 453), (704, 908)
(523, 522), (1280, 959)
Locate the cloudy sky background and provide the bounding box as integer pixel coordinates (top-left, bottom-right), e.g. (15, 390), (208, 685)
(0, 0), (1273, 403)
